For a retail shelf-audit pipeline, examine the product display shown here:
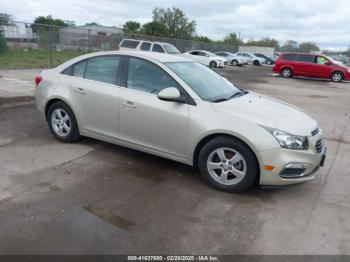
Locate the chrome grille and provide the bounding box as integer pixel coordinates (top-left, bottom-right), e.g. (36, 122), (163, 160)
(315, 139), (323, 153)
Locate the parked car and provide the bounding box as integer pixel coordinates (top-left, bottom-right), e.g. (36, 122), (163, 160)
(182, 50), (227, 68)
(273, 52), (350, 82)
(119, 39), (180, 54)
(35, 51), (326, 192)
(215, 52), (248, 66)
(234, 52), (266, 65)
(254, 53), (275, 65)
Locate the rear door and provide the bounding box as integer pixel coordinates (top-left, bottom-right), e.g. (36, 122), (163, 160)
(118, 57), (189, 158)
(69, 55), (121, 137)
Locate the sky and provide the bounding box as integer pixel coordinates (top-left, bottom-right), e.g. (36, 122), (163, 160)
(1, 0), (349, 50)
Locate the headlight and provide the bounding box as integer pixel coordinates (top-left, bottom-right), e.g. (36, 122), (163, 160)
(347, 68), (350, 73)
(262, 127), (308, 150)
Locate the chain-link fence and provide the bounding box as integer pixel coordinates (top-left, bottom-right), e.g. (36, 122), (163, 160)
(0, 21), (239, 68)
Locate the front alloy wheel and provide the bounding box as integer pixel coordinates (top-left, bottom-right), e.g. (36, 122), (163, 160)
(209, 61), (217, 68)
(207, 147), (247, 186)
(198, 136), (258, 192)
(331, 72), (343, 82)
(281, 68), (292, 78)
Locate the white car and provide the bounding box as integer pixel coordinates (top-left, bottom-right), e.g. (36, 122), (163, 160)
(215, 52), (249, 66)
(182, 50), (227, 68)
(119, 39), (181, 55)
(35, 51), (326, 192)
(234, 52), (266, 65)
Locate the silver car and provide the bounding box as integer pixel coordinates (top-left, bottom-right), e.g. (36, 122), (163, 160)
(215, 52), (248, 66)
(35, 51), (326, 192)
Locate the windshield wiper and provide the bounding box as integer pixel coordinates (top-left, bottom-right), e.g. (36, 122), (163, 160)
(211, 90), (248, 103)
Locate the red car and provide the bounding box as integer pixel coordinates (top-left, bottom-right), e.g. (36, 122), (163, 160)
(273, 52), (350, 82)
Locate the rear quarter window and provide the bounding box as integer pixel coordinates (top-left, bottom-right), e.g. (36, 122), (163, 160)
(140, 42), (151, 51)
(152, 44), (165, 53)
(120, 40), (140, 49)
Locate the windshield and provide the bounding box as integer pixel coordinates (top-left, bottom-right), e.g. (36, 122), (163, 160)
(164, 44), (180, 54)
(166, 62), (244, 102)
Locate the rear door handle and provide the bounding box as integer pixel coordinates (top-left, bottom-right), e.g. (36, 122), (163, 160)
(122, 101), (136, 109)
(74, 87), (86, 94)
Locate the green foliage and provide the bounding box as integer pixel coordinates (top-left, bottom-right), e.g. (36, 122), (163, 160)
(152, 7), (196, 38)
(222, 33), (242, 46)
(122, 21), (141, 34)
(192, 35), (212, 43)
(0, 49), (85, 69)
(140, 21), (168, 37)
(280, 40), (320, 52)
(244, 37), (279, 48)
(298, 42), (320, 52)
(32, 15), (70, 32)
(0, 31), (8, 53)
(85, 22), (101, 26)
(0, 13), (13, 26)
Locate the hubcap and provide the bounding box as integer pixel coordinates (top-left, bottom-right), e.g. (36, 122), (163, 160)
(207, 147), (247, 186)
(333, 73), (341, 82)
(51, 108), (71, 137)
(282, 69), (290, 77)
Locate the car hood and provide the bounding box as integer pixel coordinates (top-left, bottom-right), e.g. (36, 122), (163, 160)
(212, 92), (317, 136)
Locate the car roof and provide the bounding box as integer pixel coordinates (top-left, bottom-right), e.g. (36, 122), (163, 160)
(280, 52), (316, 56)
(121, 38), (174, 46)
(57, 50), (192, 69)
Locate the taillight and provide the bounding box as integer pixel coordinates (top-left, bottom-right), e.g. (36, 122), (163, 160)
(35, 75), (42, 87)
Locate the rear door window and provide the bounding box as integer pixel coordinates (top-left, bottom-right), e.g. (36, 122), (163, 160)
(120, 40), (140, 49)
(84, 56), (120, 85)
(295, 54), (314, 63)
(140, 42), (152, 51)
(152, 44), (165, 53)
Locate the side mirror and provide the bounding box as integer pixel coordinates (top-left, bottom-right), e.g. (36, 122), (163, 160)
(325, 61), (332, 66)
(157, 87), (186, 103)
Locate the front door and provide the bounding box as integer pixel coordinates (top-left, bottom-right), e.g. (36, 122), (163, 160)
(119, 57), (189, 158)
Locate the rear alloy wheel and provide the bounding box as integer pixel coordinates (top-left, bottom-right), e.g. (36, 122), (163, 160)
(281, 68), (292, 78)
(198, 136), (258, 192)
(209, 61), (217, 68)
(231, 60), (238, 66)
(47, 101), (80, 143)
(331, 72), (343, 82)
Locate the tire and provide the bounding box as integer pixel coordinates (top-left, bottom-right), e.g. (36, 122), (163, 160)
(331, 72), (343, 82)
(281, 67), (292, 78)
(47, 101), (80, 143)
(198, 136), (258, 193)
(253, 60), (260, 66)
(209, 61), (217, 68)
(231, 60), (238, 66)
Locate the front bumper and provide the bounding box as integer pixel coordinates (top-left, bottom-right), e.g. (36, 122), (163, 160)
(217, 61), (226, 68)
(258, 131), (326, 186)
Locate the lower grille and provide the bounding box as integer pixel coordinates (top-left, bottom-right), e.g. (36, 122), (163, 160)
(280, 168), (307, 178)
(315, 139), (323, 153)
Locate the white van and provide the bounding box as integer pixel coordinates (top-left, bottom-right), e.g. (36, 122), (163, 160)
(119, 39), (181, 54)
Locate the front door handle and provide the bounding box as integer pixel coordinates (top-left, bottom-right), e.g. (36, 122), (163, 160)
(74, 87), (86, 94)
(122, 101), (136, 109)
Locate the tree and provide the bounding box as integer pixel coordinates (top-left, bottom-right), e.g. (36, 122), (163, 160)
(32, 15), (70, 32)
(152, 7), (196, 38)
(0, 13), (13, 26)
(280, 40), (298, 52)
(140, 21), (168, 37)
(192, 35), (212, 42)
(223, 33), (241, 46)
(244, 37), (279, 49)
(0, 30), (8, 53)
(298, 42), (320, 52)
(122, 21), (141, 34)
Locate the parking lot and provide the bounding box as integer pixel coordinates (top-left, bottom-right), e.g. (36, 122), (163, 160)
(0, 65), (350, 255)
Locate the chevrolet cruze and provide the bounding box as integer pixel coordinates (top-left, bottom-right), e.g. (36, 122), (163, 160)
(35, 51), (326, 192)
